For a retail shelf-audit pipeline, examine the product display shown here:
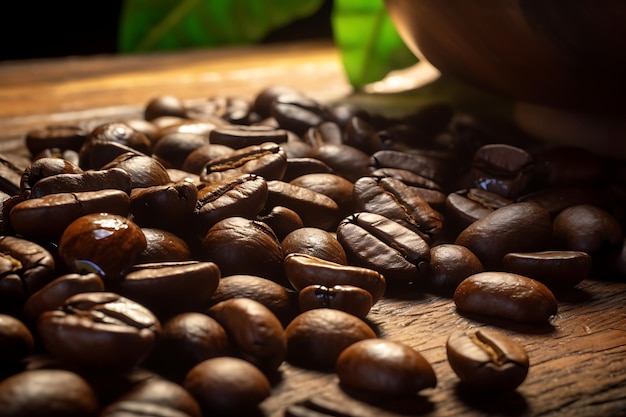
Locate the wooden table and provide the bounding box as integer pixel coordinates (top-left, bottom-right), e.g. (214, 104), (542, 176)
(1, 40), (625, 417)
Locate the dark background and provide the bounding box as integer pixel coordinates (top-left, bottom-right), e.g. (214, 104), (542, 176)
(1, 1), (333, 61)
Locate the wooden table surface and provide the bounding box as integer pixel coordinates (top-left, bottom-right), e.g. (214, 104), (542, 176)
(1, 40), (625, 417)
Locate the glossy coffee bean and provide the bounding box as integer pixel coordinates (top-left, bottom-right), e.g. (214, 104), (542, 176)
(208, 297), (287, 372)
(209, 124), (288, 149)
(282, 157), (333, 182)
(336, 339), (437, 396)
(445, 188), (512, 235)
(37, 292), (161, 372)
(284, 253), (386, 303)
(102, 153), (171, 189)
(298, 284), (373, 319)
(309, 143), (371, 183)
(369, 149), (451, 188)
(19, 157), (83, 198)
(183, 357), (271, 415)
(200, 142), (287, 183)
(552, 204), (623, 254)
(502, 251), (592, 289)
(22, 273), (105, 322)
(471, 143), (534, 199)
(256, 205), (304, 241)
(209, 274), (299, 326)
(427, 244), (484, 296)
(130, 180), (198, 232)
(0, 369), (100, 417)
(113, 261), (221, 320)
(281, 227), (348, 265)
(289, 172), (355, 219)
(454, 272), (558, 324)
(285, 308), (377, 370)
(455, 202), (553, 270)
(87, 122), (152, 155)
(152, 132), (208, 170)
(446, 328), (529, 391)
(200, 216), (284, 283)
(337, 212), (431, 284)
(182, 143), (234, 175)
(28, 167), (132, 198)
(58, 213), (147, 280)
(135, 228), (193, 264)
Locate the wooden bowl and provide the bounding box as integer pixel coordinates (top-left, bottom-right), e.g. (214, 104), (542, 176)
(384, 0), (626, 116)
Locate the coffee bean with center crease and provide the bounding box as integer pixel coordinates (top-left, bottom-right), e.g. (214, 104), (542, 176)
(0, 236), (56, 314)
(255, 205), (304, 242)
(353, 176), (444, 243)
(445, 188), (512, 237)
(130, 180), (198, 232)
(27, 167), (132, 198)
(0, 153), (31, 196)
(370, 149), (451, 188)
(446, 328), (529, 391)
(471, 144), (535, 199)
(289, 172), (355, 219)
(209, 125), (288, 149)
(200, 142), (287, 183)
(19, 157), (84, 199)
(454, 271), (558, 324)
(37, 292), (161, 372)
(337, 212), (431, 285)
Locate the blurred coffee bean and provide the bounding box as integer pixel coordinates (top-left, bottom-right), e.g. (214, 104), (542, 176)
(310, 143), (371, 183)
(209, 125), (288, 149)
(282, 157), (334, 182)
(0, 153), (30, 195)
(0, 314), (35, 369)
(302, 121), (344, 148)
(145, 95), (187, 121)
(553, 204), (623, 254)
(25, 125), (88, 156)
(152, 132), (208, 170)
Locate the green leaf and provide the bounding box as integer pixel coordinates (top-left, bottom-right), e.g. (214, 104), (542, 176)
(118, 0), (326, 53)
(331, 0), (418, 89)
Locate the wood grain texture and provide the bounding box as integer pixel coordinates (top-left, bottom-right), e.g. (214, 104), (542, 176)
(0, 40), (625, 417)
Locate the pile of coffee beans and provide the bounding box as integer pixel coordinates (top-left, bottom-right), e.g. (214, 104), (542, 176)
(0, 84), (624, 416)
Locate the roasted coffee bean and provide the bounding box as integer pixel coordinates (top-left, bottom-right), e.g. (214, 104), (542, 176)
(282, 227), (348, 265)
(454, 272), (558, 323)
(552, 204), (623, 254)
(25, 125), (88, 156)
(285, 308), (377, 370)
(370, 149), (451, 188)
(187, 96), (253, 125)
(266, 180), (340, 230)
(502, 251), (592, 289)
(194, 174), (268, 236)
(343, 116), (380, 154)
(337, 212), (431, 284)
(455, 202), (553, 270)
(112, 261), (221, 320)
(209, 274), (299, 326)
(336, 338), (437, 396)
(208, 297), (286, 372)
(148, 312), (230, 381)
(282, 157), (334, 182)
(22, 273), (105, 322)
(284, 253), (386, 303)
(445, 188), (512, 236)
(152, 132), (209, 170)
(183, 356), (271, 416)
(200, 216), (284, 283)
(353, 176), (444, 243)
(135, 228), (193, 264)
(289, 172), (355, 219)
(58, 213), (147, 280)
(28, 167), (132, 198)
(0, 369), (100, 417)
(181, 143), (234, 175)
(122, 118), (159, 143)
(370, 167), (443, 191)
(310, 143), (371, 183)
(19, 157), (84, 198)
(256, 205), (304, 241)
(88, 122), (152, 155)
(298, 284), (373, 319)
(10, 189), (131, 240)
(427, 244), (484, 296)
(471, 143), (534, 199)
(201, 142), (287, 183)
(102, 153), (171, 189)
(0, 153), (30, 195)
(253, 85), (301, 119)
(0, 236), (56, 313)
(130, 180), (198, 232)
(302, 121), (344, 148)
(145, 95), (187, 121)
(78, 138), (147, 170)
(0, 314), (35, 368)
(446, 328), (529, 391)
(270, 94), (329, 137)
(155, 120), (220, 142)
(31, 148), (81, 166)
(103, 377), (202, 417)
(209, 125), (288, 149)
(37, 292), (161, 372)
